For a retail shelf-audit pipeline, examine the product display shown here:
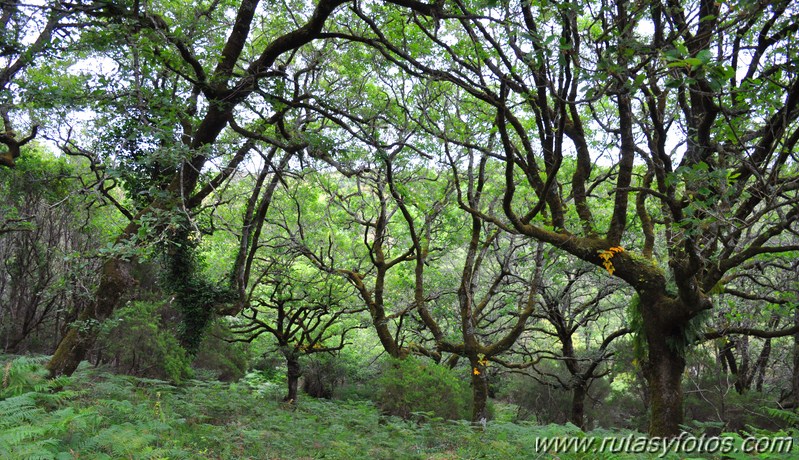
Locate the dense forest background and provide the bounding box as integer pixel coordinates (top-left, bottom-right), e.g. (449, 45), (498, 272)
(1, 0), (799, 457)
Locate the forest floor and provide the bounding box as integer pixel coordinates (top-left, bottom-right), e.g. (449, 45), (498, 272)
(1, 355), (797, 459)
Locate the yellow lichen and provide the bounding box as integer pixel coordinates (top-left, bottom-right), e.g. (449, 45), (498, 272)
(597, 246), (624, 275)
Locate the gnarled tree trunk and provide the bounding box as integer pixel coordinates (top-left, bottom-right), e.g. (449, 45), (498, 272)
(470, 358), (489, 426)
(283, 350), (301, 403)
(47, 256), (136, 377)
(640, 296), (692, 437)
(643, 332), (686, 437)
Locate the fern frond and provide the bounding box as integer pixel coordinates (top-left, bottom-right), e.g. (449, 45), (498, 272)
(0, 424), (49, 453)
(0, 394), (44, 428)
(767, 407), (799, 428)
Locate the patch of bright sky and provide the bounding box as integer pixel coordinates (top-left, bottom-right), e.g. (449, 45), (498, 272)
(39, 57), (120, 152)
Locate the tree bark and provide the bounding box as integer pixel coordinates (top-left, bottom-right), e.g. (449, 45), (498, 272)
(284, 350), (301, 403)
(641, 298), (688, 437)
(719, 339), (738, 375)
(470, 360), (489, 426)
(644, 338), (685, 437)
(570, 382), (587, 430)
(792, 310), (799, 407)
(737, 336), (750, 393)
(753, 338), (771, 393)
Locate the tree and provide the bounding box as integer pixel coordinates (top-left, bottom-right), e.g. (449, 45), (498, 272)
(44, 0), (449, 379)
(518, 257), (630, 429)
(333, 0), (799, 436)
(440, 163), (546, 425)
(0, 148), (103, 352)
(45, 0), (356, 377)
(281, 149), (550, 423)
(281, 166), (433, 360)
(5, 0), (795, 437)
(231, 255), (364, 403)
(1, 0), (76, 167)
(705, 260), (799, 395)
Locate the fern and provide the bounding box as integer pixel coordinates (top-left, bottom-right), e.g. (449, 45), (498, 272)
(0, 358), (86, 459)
(671, 309), (712, 356)
(83, 422), (159, 457)
(1, 356), (50, 398)
(0, 438), (60, 460)
(1, 356), (73, 403)
(0, 423), (48, 448)
(0, 393), (44, 428)
(0, 394), (56, 459)
(766, 407), (799, 430)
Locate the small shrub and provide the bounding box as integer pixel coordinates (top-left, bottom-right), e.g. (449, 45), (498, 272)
(373, 356), (471, 421)
(95, 301), (193, 384)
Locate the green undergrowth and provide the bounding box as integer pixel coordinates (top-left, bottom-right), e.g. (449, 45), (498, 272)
(1, 355), (797, 459)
